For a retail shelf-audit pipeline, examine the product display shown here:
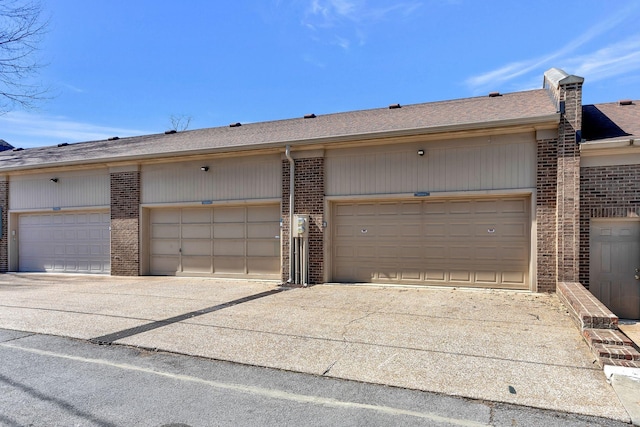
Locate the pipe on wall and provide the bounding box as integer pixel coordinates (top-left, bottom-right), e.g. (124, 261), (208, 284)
(285, 145), (294, 283)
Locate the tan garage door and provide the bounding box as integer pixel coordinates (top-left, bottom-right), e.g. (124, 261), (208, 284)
(150, 205), (280, 278)
(18, 211), (110, 274)
(332, 197), (530, 289)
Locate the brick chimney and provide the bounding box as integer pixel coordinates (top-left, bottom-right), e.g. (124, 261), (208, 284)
(543, 68), (584, 283)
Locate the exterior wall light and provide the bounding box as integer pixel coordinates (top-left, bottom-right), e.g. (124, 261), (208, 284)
(50, 178), (58, 183)
(200, 166), (209, 172)
(417, 149), (425, 156)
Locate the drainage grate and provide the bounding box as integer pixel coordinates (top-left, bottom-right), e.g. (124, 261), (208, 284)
(90, 288), (286, 345)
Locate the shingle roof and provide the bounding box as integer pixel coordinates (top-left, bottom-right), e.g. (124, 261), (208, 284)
(582, 101), (640, 143)
(0, 139), (13, 152)
(0, 89), (558, 171)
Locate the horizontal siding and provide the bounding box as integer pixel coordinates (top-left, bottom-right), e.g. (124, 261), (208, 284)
(9, 170), (109, 210)
(142, 155), (282, 204)
(326, 133), (536, 196)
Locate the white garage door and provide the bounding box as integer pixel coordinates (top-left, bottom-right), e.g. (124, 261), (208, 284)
(332, 197), (530, 289)
(18, 211), (111, 274)
(149, 205), (281, 279)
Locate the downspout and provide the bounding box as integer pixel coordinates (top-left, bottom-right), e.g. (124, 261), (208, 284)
(285, 145), (294, 283)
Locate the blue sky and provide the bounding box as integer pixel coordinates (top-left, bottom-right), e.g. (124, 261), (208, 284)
(2, 0), (640, 149)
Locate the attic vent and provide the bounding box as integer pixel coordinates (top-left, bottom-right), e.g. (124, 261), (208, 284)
(388, 103), (402, 109)
(488, 92), (502, 97)
(304, 114), (316, 119)
(164, 129), (177, 134)
(12, 147), (23, 152)
(57, 142), (69, 147)
(619, 99), (633, 106)
(229, 122), (242, 127)
(107, 137), (119, 141)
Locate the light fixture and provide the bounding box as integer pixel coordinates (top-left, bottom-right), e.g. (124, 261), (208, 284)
(50, 178), (58, 183)
(417, 149), (425, 156)
(200, 166), (209, 172)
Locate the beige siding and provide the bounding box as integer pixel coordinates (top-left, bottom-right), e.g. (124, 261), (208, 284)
(9, 170), (110, 210)
(141, 155), (281, 204)
(326, 133), (536, 196)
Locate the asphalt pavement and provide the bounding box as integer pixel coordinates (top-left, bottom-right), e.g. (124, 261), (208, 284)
(0, 273), (633, 423)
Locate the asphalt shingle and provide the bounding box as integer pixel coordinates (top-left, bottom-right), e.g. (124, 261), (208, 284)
(0, 89), (558, 171)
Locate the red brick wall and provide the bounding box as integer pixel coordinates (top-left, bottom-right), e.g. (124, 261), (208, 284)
(536, 138), (557, 292)
(282, 157), (325, 284)
(579, 164), (640, 288)
(0, 181), (7, 273)
(110, 171), (140, 276)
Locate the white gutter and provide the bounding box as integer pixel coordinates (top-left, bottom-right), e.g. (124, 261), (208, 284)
(285, 145), (294, 283)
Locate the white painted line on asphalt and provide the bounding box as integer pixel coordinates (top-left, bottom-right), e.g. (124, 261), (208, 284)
(2, 342), (489, 427)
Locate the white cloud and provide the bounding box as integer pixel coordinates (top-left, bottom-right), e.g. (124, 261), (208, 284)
(569, 35), (640, 83)
(0, 111), (152, 148)
(301, 0), (422, 49)
(464, 3), (640, 94)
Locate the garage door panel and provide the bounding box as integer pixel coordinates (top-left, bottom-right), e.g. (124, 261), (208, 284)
(476, 201), (499, 214)
(501, 246), (528, 262)
(424, 202), (446, 214)
(214, 257), (245, 274)
(151, 240), (180, 256)
(182, 256), (213, 274)
(502, 198), (527, 213)
(214, 240), (244, 256)
(247, 240), (279, 257)
(182, 240), (212, 256)
(247, 257), (280, 275)
(356, 246), (376, 257)
(502, 271), (526, 285)
(215, 207), (245, 222)
(450, 224), (472, 237)
(425, 270), (447, 281)
(334, 245), (354, 257)
(423, 223), (446, 236)
(450, 201), (472, 214)
(182, 224), (212, 239)
(449, 271), (472, 282)
(182, 208), (212, 223)
(214, 223), (245, 239)
(151, 255), (179, 274)
(150, 205), (280, 278)
(152, 209), (180, 223)
(19, 211), (110, 274)
(152, 224), (180, 239)
(332, 197), (530, 289)
(248, 223), (279, 239)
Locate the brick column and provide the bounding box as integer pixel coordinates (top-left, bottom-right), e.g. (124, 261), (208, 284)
(536, 138), (557, 292)
(543, 69), (584, 284)
(282, 155), (325, 284)
(0, 177), (8, 273)
(110, 169), (140, 276)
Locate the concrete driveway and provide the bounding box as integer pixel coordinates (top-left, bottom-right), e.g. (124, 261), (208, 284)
(0, 273), (629, 422)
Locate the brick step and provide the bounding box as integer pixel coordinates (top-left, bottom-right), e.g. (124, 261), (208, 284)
(557, 282), (618, 330)
(593, 343), (640, 360)
(583, 328), (634, 347)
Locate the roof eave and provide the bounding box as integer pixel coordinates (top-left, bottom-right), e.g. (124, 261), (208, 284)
(0, 114), (560, 173)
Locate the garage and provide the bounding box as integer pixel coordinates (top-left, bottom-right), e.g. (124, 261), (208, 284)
(18, 211), (110, 274)
(332, 197), (530, 289)
(149, 205), (280, 278)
